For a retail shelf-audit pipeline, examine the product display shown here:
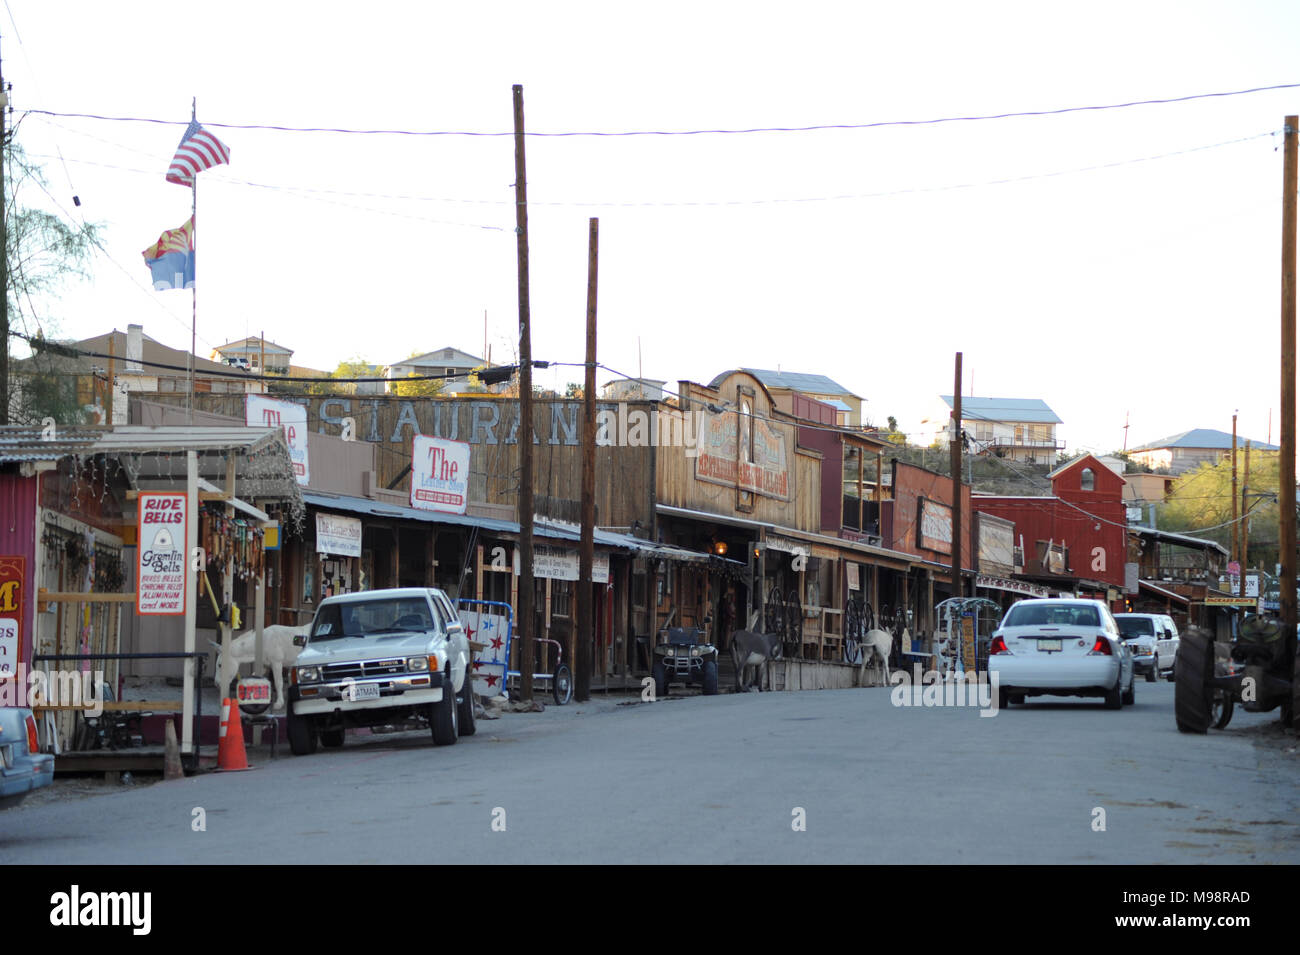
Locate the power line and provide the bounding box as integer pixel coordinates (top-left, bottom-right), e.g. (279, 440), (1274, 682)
(28, 129), (1276, 212)
(23, 83), (1300, 138)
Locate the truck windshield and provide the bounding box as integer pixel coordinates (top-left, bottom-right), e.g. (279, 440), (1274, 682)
(311, 598), (435, 640)
(1116, 618), (1155, 637)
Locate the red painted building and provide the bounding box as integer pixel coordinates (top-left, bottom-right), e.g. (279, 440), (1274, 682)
(972, 455), (1128, 596)
(881, 459), (975, 595)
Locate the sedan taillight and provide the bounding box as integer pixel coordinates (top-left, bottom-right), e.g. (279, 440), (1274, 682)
(989, 635), (1011, 655)
(25, 714), (39, 753)
(1088, 636), (1113, 656)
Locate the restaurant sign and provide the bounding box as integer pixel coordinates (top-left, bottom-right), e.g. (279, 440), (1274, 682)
(0, 557), (25, 678)
(694, 409), (790, 501)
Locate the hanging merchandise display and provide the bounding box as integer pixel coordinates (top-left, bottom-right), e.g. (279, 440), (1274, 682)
(199, 506), (266, 582)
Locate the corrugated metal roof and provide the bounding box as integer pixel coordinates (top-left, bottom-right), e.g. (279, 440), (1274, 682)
(305, 491), (710, 558)
(1129, 428), (1278, 452)
(0, 426), (107, 464)
(1128, 525), (1229, 557)
(713, 368), (858, 398)
(940, 396), (1062, 424)
(0, 425), (304, 513)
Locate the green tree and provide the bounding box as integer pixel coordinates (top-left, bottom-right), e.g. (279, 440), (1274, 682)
(393, 372), (445, 398)
(3, 144), (102, 424)
(1159, 452), (1282, 571)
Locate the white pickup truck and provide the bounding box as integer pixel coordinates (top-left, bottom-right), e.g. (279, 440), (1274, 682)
(287, 588), (474, 755)
(1114, 613), (1180, 682)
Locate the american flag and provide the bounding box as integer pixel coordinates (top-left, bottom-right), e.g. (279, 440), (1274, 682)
(166, 120), (230, 186)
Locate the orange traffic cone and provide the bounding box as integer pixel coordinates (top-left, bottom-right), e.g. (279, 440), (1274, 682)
(217, 698), (252, 771)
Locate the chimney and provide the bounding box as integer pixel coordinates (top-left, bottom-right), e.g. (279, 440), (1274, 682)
(126, 324), (143, 374)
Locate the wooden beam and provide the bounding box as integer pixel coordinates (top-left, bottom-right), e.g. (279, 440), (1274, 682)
(38, 589), (136, 613)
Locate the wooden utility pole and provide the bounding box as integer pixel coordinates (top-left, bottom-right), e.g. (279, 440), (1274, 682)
(513, 85), (535, 701)
(1231, 412), (1238, 577)
(1241, 440), (1251, 599)
(1278, 115), (1297, 701)
(950, 352), (963, 601)
(576, 217), (598, 701)
(107, 336), (115, 425)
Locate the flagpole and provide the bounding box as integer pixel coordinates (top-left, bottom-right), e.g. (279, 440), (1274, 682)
(188, 97), (197, 425)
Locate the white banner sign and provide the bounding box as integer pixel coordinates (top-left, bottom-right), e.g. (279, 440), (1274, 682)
(247, 395), (310, 485)
(411, 434), (470, 514)
(316, 513), (362, 558)
(137, 492), (187, 615)
(514, 546), (610, 583)
(458, 607), (510, 698)
(0, 619), (17, 678)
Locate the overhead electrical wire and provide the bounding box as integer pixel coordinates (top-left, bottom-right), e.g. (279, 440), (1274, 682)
(23, 82), (1300, 137)
(25, 126), (1277, 212)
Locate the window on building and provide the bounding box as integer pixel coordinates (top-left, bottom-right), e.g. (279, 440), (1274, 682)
(1080, 467), (1095, 491)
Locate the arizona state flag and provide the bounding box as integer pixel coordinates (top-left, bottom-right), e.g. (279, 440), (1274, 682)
(142, 217), (195, 290)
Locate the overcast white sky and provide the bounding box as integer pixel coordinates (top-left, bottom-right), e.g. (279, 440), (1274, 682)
(5, 1), (1299, 455)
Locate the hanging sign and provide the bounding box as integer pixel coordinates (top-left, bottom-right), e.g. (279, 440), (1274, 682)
(316, 513), (362, 558)
(411, 434), (470, 514)
(137, 492), (187, 615)
(0, 556), (25, 679)
(513, 546), (609, 583)
(247, 395), (310, 485)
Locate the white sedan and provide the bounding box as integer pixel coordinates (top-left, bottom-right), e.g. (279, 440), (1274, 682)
(989, 598), (1135, 709)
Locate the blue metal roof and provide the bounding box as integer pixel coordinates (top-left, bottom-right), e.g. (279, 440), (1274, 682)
(1129, 428), (1278, 452)
(303, 491), (728, 562)
(728, 368), (859, 398)
(940, 396), (1062, 424)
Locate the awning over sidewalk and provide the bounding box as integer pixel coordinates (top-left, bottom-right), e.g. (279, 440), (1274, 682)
(1138, 579), (1191, 606)
(304, 491), (736, 566)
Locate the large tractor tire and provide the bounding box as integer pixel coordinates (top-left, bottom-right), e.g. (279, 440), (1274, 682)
(1175, 630), (1213, 734)
(1288, 648), (1300, 732)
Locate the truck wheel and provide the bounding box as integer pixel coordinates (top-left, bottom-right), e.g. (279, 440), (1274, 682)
(430, 687), (458, 746)
(552, 665), (573, 706)
(1174, 630), (1212, 734)
(652, 662), (668, 700)
(319, 727), (345, 748)
(287, 709), (317, 756)
(457, 681), (477, 736)
(1145, 668), (1156, 683)
(702, 660), (719, 696)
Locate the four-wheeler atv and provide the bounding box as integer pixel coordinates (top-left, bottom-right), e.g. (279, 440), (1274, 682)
(651, 627), (720, 698)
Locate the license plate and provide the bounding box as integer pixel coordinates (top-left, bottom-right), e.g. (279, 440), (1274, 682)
(1037, 638), (1062, 651)
(346, 682), (381, 702)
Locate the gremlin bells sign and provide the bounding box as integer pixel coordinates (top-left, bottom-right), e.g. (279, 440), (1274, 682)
(137, 492), (188, 615)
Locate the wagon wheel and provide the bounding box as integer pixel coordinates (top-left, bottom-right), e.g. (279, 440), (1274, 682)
(877, 605), (894, 637)
(843, 596), (864, 665)
(785, 589), (803, 659)
(765, 583), (785, 632)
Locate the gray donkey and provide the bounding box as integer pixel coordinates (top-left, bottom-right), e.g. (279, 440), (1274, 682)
(730, 629), (782, 692)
